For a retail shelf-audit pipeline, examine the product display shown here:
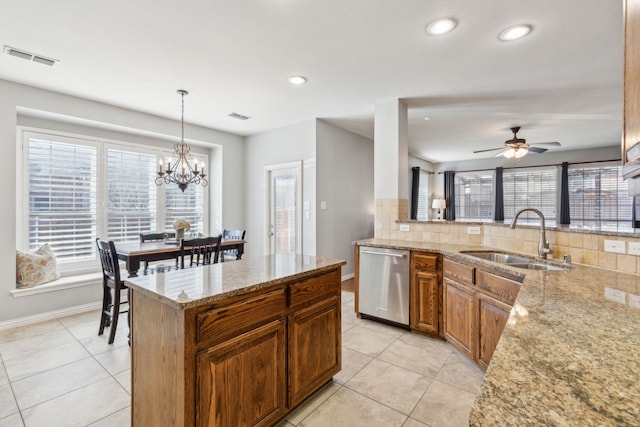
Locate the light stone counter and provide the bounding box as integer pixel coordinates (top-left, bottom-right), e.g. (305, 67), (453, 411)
(124, 254), (346, 309)
(355, 238), (640, 425)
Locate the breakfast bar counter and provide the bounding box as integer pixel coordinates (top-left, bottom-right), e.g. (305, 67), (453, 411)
(125, 254), (345, 427)
(354, 238), (640, 426)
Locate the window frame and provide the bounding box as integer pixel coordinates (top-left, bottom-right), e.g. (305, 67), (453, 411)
(18, 127), (210, 275)
(454, 170), (495, 221)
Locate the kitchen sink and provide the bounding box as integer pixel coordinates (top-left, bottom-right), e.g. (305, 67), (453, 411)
(460, 251), (565, 271)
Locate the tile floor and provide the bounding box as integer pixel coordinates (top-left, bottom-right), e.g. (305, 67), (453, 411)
(0, 289), (483, 426)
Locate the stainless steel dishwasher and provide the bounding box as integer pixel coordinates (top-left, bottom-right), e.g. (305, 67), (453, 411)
(358, 246), (410, 326)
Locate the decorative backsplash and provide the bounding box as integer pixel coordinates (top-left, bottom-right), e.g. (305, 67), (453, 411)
(375, 198), (640, 275)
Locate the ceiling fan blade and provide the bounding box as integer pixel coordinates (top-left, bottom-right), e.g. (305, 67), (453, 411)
(473, 147), (505, 153)
(528, 146), (548, 154)
(530, 141), (561, 147)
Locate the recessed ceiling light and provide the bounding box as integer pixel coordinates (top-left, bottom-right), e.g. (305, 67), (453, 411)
(288, 76), (307, 85)
(426, 18), (457, 36)
(499, 25), (532, 41)
(424, 117), (432, 121)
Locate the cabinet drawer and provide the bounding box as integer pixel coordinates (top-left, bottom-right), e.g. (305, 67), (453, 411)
(443, 258), (474, 286)
(197, 288), (286, 346)
(475, 270), (521, 305)
(289, 269), (341, 308)
(411, 252), (439, 271)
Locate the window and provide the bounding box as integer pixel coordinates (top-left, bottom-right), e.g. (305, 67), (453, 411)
(503, 168), (557, 225)
(415, 169), (430, 221)
(568, 164), (633, 231)
(454, 172), (494, 221)
(21, 130), (209, 273)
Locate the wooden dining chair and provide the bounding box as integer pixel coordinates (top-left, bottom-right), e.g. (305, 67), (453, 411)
(180, 235), (222, 269)
(222, 229), (245, 261)
(139, 232), (178, 272)
(96, 238), (129, 345)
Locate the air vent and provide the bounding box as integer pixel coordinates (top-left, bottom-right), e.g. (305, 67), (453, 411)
(4, 46), (59, 67)
(228, 112), (250, 121)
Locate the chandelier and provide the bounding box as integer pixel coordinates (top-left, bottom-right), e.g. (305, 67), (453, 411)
(156, 89), (208, 192)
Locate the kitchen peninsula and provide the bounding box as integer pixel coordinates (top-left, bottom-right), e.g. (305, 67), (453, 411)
(124, 254), (345, 427)
(354, 238), (640, 425)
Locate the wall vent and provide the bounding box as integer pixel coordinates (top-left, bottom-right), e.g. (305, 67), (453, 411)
(228, 112), (250, 120)
(4, 46), (59, 67)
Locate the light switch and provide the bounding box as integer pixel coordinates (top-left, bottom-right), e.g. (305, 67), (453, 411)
(467, 226), (481, 235)
(399, 224), (410, 232)
(629, 242), (640, 256)
(320, 201), (327, 210)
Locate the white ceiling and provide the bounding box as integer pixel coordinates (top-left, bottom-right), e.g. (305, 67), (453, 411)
(0, 0), (623, 163)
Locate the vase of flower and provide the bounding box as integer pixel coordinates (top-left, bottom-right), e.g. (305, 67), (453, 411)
(173, 219), (191, 242)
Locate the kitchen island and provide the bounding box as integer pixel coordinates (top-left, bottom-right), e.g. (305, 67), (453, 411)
(124, 254), (345, 427)
(354, 238), (640, 425)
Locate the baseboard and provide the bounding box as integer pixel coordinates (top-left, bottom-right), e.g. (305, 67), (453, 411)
(0, 301), (102, 331)
(341, 272), (354, 282)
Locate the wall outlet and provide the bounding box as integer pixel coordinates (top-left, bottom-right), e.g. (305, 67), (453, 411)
(467, 226), (481, 235)
(629, 242), (640, 256)
(399, 224), (410, 232)
(604, 239), (626, 254)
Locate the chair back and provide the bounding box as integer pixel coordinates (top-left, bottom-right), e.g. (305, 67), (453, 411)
(180, 235), (222, 268)
(140, 232), (175, 242)
(96, 238), (123, 288)
(223, 229), (245, 240)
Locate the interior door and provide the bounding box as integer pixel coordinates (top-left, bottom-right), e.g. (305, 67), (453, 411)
(266, 162), (302, 255)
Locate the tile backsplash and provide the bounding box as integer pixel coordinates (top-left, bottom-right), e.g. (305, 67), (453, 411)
(375, 198), (640, 275)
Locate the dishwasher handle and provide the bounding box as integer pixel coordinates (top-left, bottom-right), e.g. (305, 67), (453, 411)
(360, 250), (407, 259)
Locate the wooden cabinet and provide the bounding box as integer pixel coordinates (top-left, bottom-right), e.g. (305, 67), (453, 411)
(622, 0), (640, 189)
(410, 253), (442, 336)
(442, 257), (522, 371)
(443, 278), (475, 359)
(288, 295), (341, 407)
(196, 319), (287, 427)
(130, 267), (342, 427)
(476, 292), (511, 371)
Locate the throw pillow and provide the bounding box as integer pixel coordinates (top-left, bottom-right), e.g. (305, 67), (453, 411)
(16, 244), (61, 288)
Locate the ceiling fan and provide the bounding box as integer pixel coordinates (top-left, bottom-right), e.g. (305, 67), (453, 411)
(474, 127), (561, 159)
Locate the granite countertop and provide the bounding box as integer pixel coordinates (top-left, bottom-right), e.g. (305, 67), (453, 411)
(124, 254), (346, 309)
(355, 238), (640, 425)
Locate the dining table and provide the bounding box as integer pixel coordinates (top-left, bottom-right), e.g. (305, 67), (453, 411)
(115, 239), (246, 277)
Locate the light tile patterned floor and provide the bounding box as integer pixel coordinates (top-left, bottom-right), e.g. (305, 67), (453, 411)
(0, 290), (483, 426)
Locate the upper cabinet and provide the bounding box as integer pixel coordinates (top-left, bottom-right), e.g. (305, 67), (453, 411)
(622, 0), (640, 192)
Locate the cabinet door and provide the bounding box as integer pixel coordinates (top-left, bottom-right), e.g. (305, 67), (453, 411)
(443, 278), (475, 359)
(476, 292), (511, 372)
(624, 0), (640, 161)
(411, 271), (440, 335)
(196, 319), (286, 427)
(288, 295), (341, 407)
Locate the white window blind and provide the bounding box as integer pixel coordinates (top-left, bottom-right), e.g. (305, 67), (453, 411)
(568, 165), (633, 231)
(455, 172), (494, 220)
(163, 154), (206, 236)
(106, 148), (158, 242)
(503, 168), (557, 225)
(26, 134), (97, 262)
(416, 170), (430, 221)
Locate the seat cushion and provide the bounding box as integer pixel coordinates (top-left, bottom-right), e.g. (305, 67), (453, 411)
(16, 244), (61, 288)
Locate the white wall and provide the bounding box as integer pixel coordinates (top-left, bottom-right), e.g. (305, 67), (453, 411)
(0, 79), (244, 322)
(244, 120), (317, 257)
(316, 120), (374, 277)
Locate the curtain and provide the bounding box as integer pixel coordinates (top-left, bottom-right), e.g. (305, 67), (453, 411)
(560, 162), (570, 225)
(410, 167), (420, 220)
(633, 197), (640, 229)
(444, 170), (456, 221)
(494, 167), (504, 221)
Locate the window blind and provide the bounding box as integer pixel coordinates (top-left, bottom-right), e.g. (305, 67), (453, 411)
(503, 168), (556, 225)
(416, 170), (429, 221)
(568, 165), (633, 231)
(106, 148), (158, 242)
(163, 154), (206, 236)
(27, 135), (97, 261)
(454, 172), (494, 220)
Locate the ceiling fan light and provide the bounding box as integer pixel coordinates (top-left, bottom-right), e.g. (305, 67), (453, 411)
(502, 148), (516, 159)
(514, 147), (528, 159)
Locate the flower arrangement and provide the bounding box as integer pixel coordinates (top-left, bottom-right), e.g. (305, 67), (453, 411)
(173, 219), (191, 231)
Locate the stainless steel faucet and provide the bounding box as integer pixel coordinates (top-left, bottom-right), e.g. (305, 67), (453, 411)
(509, 208), (552, 259)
